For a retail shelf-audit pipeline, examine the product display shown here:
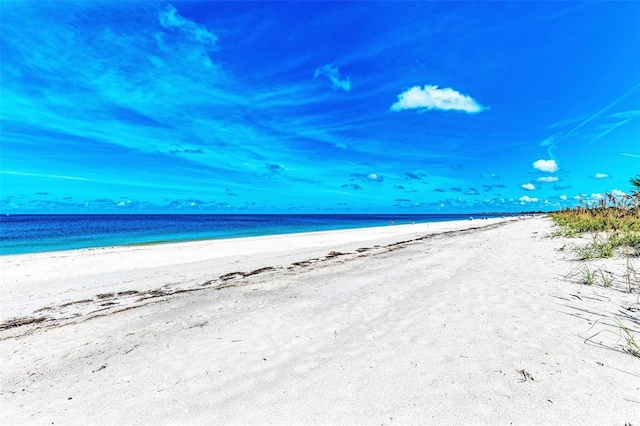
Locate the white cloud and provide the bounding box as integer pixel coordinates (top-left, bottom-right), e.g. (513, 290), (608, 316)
(519, 195), (539, 203)
(533, 159), (558, 173)
(560, 195), (568, 201)
(594, 173), (609, 179)
(367, 173), (381, 181)
(611, 189), (627, 198)
(159, 5), (217, 46)
(521, 183), (536, 191)
(314, 65), (351, 92)
(390, 85), (485, 113)
(536, 176), (559, 183)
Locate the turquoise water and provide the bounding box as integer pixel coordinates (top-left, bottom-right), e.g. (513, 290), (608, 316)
(0, 214), (502, 255)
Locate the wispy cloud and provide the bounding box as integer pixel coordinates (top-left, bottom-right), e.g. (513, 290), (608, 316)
(539, 134), (559, 147)
(390, 85), (485, 113)
(159, 4), (217, 46)
(536, 176), (558, 183)
(553, 183), (571, 191)
(588, 119), (632, 144)
(314, 64), (351, 92)
(533, 159), (558, 173)
(2, 171), (93, 182)
(594, 173), (609, 179)
(1, 2), (361, 201)
(608, 110), (640, 120)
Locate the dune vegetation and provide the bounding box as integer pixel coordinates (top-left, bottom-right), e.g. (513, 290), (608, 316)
(549, 175), (640, 256)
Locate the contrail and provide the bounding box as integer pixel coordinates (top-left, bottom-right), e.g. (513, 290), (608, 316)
(554, 82), (640, 145)
(589, 118), (631, 144)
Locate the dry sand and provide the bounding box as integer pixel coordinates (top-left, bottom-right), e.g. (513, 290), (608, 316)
(1, 216), (639, 425)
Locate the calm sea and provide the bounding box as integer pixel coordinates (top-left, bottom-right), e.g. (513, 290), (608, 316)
(0, 214), (502, 255)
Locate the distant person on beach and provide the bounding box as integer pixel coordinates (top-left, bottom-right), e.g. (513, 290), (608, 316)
(390, 220), (394, 225)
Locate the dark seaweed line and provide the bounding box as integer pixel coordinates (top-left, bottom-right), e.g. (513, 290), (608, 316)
(0, 220), (510, 333)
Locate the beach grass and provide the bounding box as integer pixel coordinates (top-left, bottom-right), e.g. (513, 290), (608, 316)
(598, 268), (614, 288)
(580, 264), (596, 286)
(615, 318), (640, 358)
(549, 176), (640, 259)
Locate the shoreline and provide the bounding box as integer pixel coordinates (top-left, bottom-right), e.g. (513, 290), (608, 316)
(2, 215), (638, 424)
(1, 213), (511, 257)
(1, 217), (510, 325)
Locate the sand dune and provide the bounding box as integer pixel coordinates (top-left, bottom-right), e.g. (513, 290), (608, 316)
(1, 217), (638, 424)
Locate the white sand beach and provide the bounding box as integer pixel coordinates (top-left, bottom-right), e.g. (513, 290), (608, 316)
(1, 216), (638, 424)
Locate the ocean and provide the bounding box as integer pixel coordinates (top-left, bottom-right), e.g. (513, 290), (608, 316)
(0, 213), (503, 255)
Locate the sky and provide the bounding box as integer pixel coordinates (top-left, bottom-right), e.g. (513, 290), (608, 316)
(1, 1), (639, 214)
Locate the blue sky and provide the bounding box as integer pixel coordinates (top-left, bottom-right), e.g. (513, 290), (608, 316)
(1, 1), (638, 214)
